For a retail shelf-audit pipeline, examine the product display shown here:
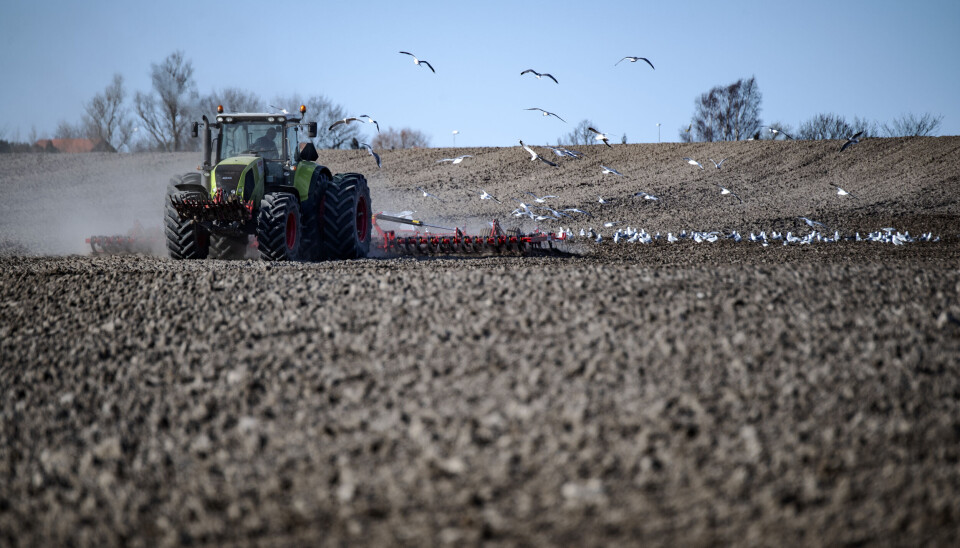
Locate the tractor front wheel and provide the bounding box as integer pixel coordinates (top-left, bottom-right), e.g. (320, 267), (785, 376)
(257, 192), (301, 261)
(164, 174), (209, 260)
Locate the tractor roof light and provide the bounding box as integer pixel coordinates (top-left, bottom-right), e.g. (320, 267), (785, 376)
(299, 105), (306, 115)
(217, 105), (224, 114)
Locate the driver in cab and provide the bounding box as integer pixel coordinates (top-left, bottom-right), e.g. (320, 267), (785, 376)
(252, 127), (279, 159)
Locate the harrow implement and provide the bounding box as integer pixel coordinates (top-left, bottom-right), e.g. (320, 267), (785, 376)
(170, 188), (253, 223)
(373, 212), (567, 256)
(86, 221), (161, 255)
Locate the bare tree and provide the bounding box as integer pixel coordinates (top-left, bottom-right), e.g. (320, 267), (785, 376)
(53, 120), (85, 140)
(371, 127), (430, 149)
(685, 76), (763, 141)
(558, 120), (596, 146)
(796, 113), (877, 140)
(134, 51), (198, 151)
(882, 112), (943, 137)
(198, 88), (263, 117)
(83, 74), (131, 149)
(271, 93), (362, 149)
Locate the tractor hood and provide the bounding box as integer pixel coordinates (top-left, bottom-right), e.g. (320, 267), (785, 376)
(211, 155), (264, 201)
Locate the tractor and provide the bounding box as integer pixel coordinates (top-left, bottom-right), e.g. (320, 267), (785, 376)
(165, 105), (371, 261)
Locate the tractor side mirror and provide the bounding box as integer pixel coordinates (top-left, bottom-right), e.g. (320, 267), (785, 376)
(306, 122), (318, 138)
(191, 122), (199, 138)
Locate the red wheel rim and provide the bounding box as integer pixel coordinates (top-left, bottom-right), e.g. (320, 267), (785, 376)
(356, 196), (369, 242)
(285, 211), (297, 249)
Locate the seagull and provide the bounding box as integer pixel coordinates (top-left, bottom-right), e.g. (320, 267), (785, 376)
(767, 127), (793, 140)
(537, 206), (569, 218)
(603, 221), (621, 228)
(840, 131), (864, 152)
(415, 186), (444, 202)
(718, 185), (743, 204)
(357, 114), (380, 133)
(520, 69), (558, 83)
(709, 158), (726, 170)
(683, 157), (704, 170)
(328, 117), (361, 131)
(597, 196), (611, 207)
(519, 140), (558, 166)
(399, 51), (435, 72)
(359, 142), (381, 168)
(634, 191), (659, 201)
(601, 165), (623, 176)
(478, 189), (501, 203)
(683, 123), (692, 135)
(615, 56), (655, 69)
(798, 216), (825, 228)
(563, 208), (593, 217)
(437, 155), (473, 164)
(525, 107), (566, 122)
(546, 145), (583, 158)
(268, 105), (290, 115)
(587, 127), (612, 147)
(833, 185), (858, 199)
(525, 192), (558, 203)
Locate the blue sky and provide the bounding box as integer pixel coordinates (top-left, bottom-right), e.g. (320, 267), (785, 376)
(1, 0), (958, 147)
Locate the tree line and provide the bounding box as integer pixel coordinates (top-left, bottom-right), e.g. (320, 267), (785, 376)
(557, 76), (943, 145)
(0, 50), (429, 154)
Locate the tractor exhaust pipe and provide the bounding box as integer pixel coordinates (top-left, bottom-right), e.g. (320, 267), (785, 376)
(201, 115), (212, 170)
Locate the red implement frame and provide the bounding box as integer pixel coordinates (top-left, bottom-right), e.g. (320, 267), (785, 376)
(372, 212), (567, 255)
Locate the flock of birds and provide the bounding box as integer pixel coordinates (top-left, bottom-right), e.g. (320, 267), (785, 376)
(307, 51), (937, 248)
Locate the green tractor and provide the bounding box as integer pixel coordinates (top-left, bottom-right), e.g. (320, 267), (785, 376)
(165, 105), (371, 261)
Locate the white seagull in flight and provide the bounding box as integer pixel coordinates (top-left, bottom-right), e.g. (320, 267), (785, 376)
(718, 185), (743, 204)
(437, 155), (472, 164)
(519, 140), (558, 166)
(798, 216), (825, 228)
(833, 185), (858, 199)
(520, 69), (558, 83)
(588, 127), (612, 147)
(328, 117), (361, 131)
(525, 192), (558, 203)
(416, 186), (444, 202)
(546, 145), (583, 158)
(767, 127), (793, 140)
(615, 56), (655, 69)
(634, 191), (659, 201)
(478, 189), (501, 203)
(709, 158), (726, 170)
(840, 131), (864, 152)
(399, 51), (435, 72)
(357, 114), (380, 133)
(683, 157), (704, 170)
(525, 107), (566, 122)
(359, 142), (381, 168)
(601, 165), (624, 176)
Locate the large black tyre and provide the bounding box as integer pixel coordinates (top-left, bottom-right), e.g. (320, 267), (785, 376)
(164, 173), (209, 260)
(209, 234), (248, 260)
(257, 192), (301, 261)
(320, 173), (371, 260)
(299, 170), (329, 261)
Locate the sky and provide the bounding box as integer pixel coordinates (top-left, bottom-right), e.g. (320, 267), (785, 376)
(1, 0), (959, 148)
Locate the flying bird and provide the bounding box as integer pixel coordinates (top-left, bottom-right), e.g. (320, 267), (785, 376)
(597, 196), (611, 207)
(478, 189), (501, 203)
(525, 192), (558, 203)
(399, 51), (435, 72)
(615, 56), (655, 69)
(328, 117), (361, 131)
(587, 127), (613, 147)
(268, 105), (290, 115)
(840, 131), (864, 152)
(718, 185), (743, 204)
(683, 157), (704, 170)
(798, 216), (825, 228)
(359, 142), (381, 168)
(563, 208), (592, 217)
(767, 127), (793, 140)
(709, 158), (727, 170)
(415, 186), (444, 202)
(546, 145), (583, 158)
(600, 165), (623, 176)
(833, 185), (858, 199)
(519, 140), (558, 166)
(525, 107), (566, 122)
(437, 155), (473, 164)
(520, 69), (558, 83)
(357, 114), (380, 132)
(634, 191), (659, 201)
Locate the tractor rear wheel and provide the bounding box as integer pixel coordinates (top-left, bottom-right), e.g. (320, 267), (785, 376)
(164, 173), (209, 260)
(209, 234), (249, 260)
(299, 171), (329, 261)
(257, 192), (301, 261)
(320, 173), (371, 260)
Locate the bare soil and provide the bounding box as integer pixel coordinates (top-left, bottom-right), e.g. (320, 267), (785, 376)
(1, 137), (959, 546)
